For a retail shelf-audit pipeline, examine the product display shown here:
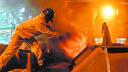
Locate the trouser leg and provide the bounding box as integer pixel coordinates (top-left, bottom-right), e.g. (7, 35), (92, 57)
(0, 30), (22, 68)
(2, 55), (20, 72)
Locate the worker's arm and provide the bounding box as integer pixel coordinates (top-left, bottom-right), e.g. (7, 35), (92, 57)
(36, 22), (57, 35)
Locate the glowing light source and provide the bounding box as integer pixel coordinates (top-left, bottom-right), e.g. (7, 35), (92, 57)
(102, 6), (115, 19)
(116, 38), (126, 44)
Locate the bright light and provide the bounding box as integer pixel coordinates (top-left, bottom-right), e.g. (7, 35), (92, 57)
(95, 38), (103, 44)
(102, 6), (115, 19)
(20, 8), (25, 13)
(116, 38), (126, 44)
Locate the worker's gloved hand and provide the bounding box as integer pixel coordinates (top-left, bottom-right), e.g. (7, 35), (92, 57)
(47, 32), (71, 40)
(58, 32), (71, 40)
(54, 32), (62, 37)
(52, 32), (71, 40)
(47, 32), (59, 39)
(38, 59), (43, 67)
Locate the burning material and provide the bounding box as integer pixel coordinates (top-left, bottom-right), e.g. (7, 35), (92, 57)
(50, 32), (87, 59)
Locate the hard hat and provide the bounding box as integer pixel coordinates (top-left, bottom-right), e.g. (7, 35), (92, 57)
(42, 8), (55, 22)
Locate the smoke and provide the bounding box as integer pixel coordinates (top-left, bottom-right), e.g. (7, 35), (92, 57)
(29, 0), (95, 44)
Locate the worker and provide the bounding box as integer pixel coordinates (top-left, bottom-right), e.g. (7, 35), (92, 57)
(0, 8), (59, 70)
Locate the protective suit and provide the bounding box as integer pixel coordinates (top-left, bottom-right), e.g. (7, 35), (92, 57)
(0, 11), (57, 69)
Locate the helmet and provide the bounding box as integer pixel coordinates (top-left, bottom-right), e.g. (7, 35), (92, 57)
(42, 8), (55, 23)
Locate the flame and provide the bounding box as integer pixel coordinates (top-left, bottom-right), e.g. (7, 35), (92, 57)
(58, 32), (87, 59)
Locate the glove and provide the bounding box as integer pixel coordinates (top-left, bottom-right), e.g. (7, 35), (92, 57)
(38, 59), (43, 67)
(47, 32), (59, 39)
(56, 32), (71, 40)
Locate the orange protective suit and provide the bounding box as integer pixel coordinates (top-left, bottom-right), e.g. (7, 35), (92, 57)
(0, 13), (57, 69)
